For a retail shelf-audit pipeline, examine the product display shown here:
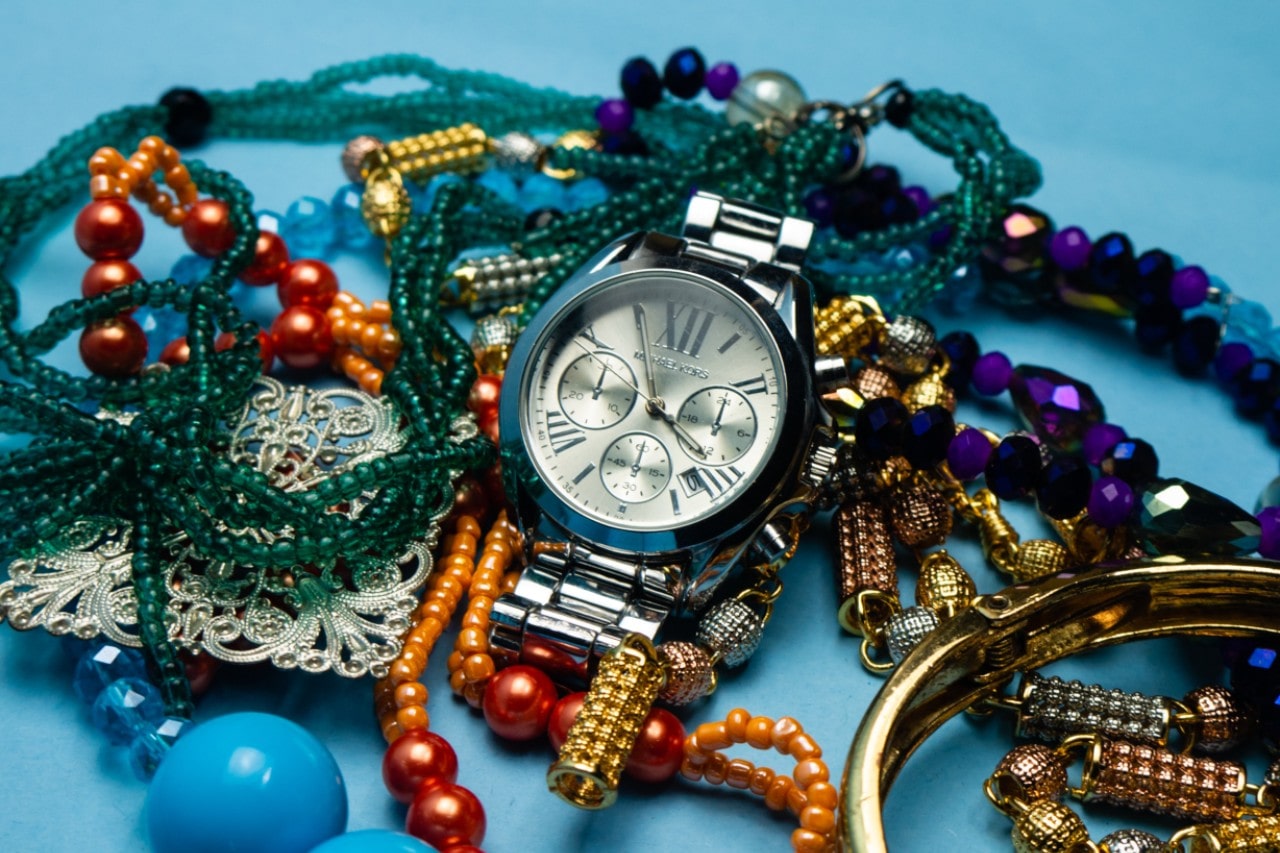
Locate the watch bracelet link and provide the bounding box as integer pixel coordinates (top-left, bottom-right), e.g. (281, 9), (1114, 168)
(490, 193), (817, 683)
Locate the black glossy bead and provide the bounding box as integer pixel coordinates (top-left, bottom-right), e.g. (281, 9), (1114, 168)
(884, 88), (914, 128)
(1036, 454), (1093, 520)
(1088, 232), (1137, 294)
(833, 188), (884, 238)
(880, 192), (918, 226)
(1229, 357), (1280, 417)
(599, 130), (650, 156)
(940, 330), (979, 391)
(1133, 301), (1183, 349)
(902, 405), (955, 469)
(620, 57), (663, 109)
(524, 207), (563, 231)
(1172, 315), (1221, 376)
(859, 164), (901, 200)
(985, 435), (1043, 500)
(1133, 248), (1175, 307)
(854, 397), (910, 460)
(159, 87), (212, 148)
(662, 47), (705, 100)
(1100, 438), (1159, 488)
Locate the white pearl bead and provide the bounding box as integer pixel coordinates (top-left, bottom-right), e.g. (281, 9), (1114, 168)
(724, 70), (807, 128)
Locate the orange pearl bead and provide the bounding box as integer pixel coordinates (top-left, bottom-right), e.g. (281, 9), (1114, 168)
(241, 230), (290, 287)
(159, 336), (190, 366)
(80, 316), (147, 377)
(182, 198), (236, 257)
(279, 259), (339, 309)
(395, 704), (429, 732)
(75, 198), (144, 260)
(82, 259), (142, 300)
(271, 305), (333, 370)
(746, 716), (775, 750)
(799, 805), (836, 834)
(726, 708), (751, 743)
(791, 828), (829, 853)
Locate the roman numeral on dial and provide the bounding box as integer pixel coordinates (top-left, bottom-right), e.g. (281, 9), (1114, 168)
(678, 465), (744, 498)
(546, 410), (586, 454)
(657, 302), (714, 358)
(578, 324), (612, 350)
(733, 374), (768, 395)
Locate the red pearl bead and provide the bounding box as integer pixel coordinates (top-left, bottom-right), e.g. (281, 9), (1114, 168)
(215, 330), (275, 373)
(270, 305), (333, 370)
(547, 691), (586, 752)
(467, 374), (503, 418)
(159, 336), (190, 366)
(80, 316), (147, 377)
(278, 259), (338, 309)
(625, 707), (685, 783)
(481, 664), (557, 741)
(182, 199), (236, 258)
(81, 259), (142, 301)
(75, 199), (144, 260)
(240, 230), (290, 286)
(382, 730), (460, 804)
(405, 782), (486, 849)
(442, 847), (484, 853)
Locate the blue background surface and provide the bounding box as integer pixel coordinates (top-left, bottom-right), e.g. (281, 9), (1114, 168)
(1, 2), (1279, 851)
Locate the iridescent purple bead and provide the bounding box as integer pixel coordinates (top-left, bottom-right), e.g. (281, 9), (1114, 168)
(940, 330), (979, 390)
(1007, 365), (1105, 451)
(1049, 226), (1091, 271)
(704, 62), (740, 100)
(1088, 476), (1135, 528)
(1082, 422), (1126, 466)
(1258, 506), (1280, 559)
(971, 351), (1013, 396)
(902, 186), (933, 217)
(1169, 264), (1210, 309)
(1214, 341), (1254, 386)
(594, 98), (634, 135)
(947, 427), (992, 480)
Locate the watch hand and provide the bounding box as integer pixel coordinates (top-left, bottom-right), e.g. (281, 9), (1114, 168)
(710, 396), (728, 437)
(631, 439), (647, 477)
(634, 305), (660, 400)
(655, 408), (707, 459)
(592, 365), (607, 401)
(571, 337), (644, 397)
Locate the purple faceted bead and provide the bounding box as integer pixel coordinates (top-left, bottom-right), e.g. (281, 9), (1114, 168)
(947, 427), (993, 480)
(1007, 365), (1107, 451)
(595, 98), (635, 135)
(704, 62), (740, 100)
(971, 351), (1013, 396)
(902, 185), (934, 217)
(802, 187), (836, 228)
(1215, 341), (1254, 385)
(1169, 264), (1210, 309)
(1082, 422), (1127, 466)
(1088, 476), (1135, 528)
(1049, 226), (1091, 271)
(1258, 506), (1280, 559)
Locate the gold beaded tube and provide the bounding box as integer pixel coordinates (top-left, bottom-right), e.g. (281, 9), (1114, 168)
(1172, 814), (1280, 852)
(547, 634), (665, 809)
(833, 499), (898, 635)
(380, 123), (490, 180)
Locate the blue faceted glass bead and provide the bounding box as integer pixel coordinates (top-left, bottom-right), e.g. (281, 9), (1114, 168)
(280, 196), (337, 259)
(128, 717), (192, 781)
(330, 184), (374, 251)
(169, 253), (213, 285)
(476, 169), (519, 204)
(91, 677), (165, 745)
(662, 47), (706, 100)
(985, 435), (1042, 500)
(565, 177), (609, 211)
(1226, 298), (1274, 351)
(256, 209), (284, 235)
(146, 712), (347, 853)
(134, 305), (186, 352)
(938, 261), (983, 316)
(1229, 358), (1280, 416)
(72, 642), (148, 704)
(518, 173), (567, 212)
(620, 57), (663, 109)
(416, 173), (464, 210)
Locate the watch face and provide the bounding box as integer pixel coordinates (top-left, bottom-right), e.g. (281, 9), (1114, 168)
(516, 270), (788, 533)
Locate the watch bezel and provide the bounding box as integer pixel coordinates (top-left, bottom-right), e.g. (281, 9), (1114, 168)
(499, 243), (815, 557)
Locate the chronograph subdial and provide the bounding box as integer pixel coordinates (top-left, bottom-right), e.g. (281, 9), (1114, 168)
(557, 352), (638, 429)
(676, 386), (757, 465)
(600, 432), (672, 503)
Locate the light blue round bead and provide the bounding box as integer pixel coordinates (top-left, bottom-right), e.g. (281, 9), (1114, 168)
(72, 642), (148, 704)
(146, 712), (347, 853)
(518, 173), (567, 212)
(91, 676), (165, 745)
(330, 184), (375, 251)
(308, 829), (434, 853)
(565, 177), (609, 211)
(476, 169), (519, 204)
(280, 196), (337, 259)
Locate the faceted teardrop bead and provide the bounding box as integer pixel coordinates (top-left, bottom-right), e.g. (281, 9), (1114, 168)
(1007, 365), (1105, 451)
(1135, 478), (1262, 556)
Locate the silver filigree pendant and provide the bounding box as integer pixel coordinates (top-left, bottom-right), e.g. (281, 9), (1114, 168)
(0, 377), (468, 679)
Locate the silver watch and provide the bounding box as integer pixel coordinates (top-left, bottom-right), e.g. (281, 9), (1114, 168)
(491, 192), (839, 682)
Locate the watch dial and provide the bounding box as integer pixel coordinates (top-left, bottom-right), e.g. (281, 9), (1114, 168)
(521, 271), (787, 531)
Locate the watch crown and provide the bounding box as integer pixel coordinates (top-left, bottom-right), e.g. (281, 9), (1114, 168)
(801, 430), (840, 496)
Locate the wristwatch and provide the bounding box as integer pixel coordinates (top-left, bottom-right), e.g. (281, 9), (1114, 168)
(491, 192), (842, 682)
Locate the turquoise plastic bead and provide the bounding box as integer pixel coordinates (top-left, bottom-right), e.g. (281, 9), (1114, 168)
(309, 829), (433, 853)
(72, 642), (148, 703)
(476, 169), (519, 204)
(565, 177), (609, 210)
(281, 196), (337, 259)
(517, 173), (566, 212)
(91, 677), (165, 745)
(331, 184), (375, 250)
(145, 712), (347, 853)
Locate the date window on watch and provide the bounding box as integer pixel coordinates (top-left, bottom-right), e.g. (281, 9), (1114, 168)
(678, 465), (743, 499)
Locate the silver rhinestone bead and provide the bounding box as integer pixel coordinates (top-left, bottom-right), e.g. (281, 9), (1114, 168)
(725, 70), (806, 131)
(884, 606), (940, 664)
(1097, 828), (1165, 853)
(491, 131), (544, 177)
(879, 314), (937, 376)
(694, 598), (764, 668)
(341, 135), (385, 183)
(470, 314), (519, 361)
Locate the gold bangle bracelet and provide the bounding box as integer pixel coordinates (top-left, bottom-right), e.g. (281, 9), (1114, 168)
(839, 557), (1280, 852)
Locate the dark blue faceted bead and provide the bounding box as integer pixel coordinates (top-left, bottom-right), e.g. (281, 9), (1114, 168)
(1133, 248), (1175, 306)
(859, 164), (901, 199)
(902, 405), (955, 469)
(1036, 454), (1093, 520)
(1088, 232), (1137, 294)
(1229, 642), (1280, 708)
(941, 331), (980, 391)
(1100, 438), (1159, 488)
(1214, 341), (1254, 385)
(1172, 315), (1221, 376)
(884, 88), (914, 128)
(662, 47), (705, 99)
(855, 397), (909, 460)
(985, 435), (1043, 500)
(1229, 358), (1280, 417)
(620, 57), (663, 108)
(1133, 301), (1183, 349)
(599, 130), (650, 156)
(837, 140), (861, 173)
(803, 187), (836, 228)
(1266, 399), (1280, 445)
(880, 192), (918, 226)
(833, 188), (884, 238)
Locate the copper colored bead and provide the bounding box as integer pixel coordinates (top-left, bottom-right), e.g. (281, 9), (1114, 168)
(1088, 738), (1246, 823)
(656, 641), (714, 706)
(342, 134), (385, 182)
(994, 744), (1069, 804)
(1184, 684), (1251, 754)
(74, 198), (144, 260)
(182, 199), (236, 258)
(886, 481), (953, 548)
(80, 316), (147, 377)
(82, 259), (142, 300)
(851, 365), (899, 400)
(1010, 800), (1089, 853)
(834, 500), (897, 635)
